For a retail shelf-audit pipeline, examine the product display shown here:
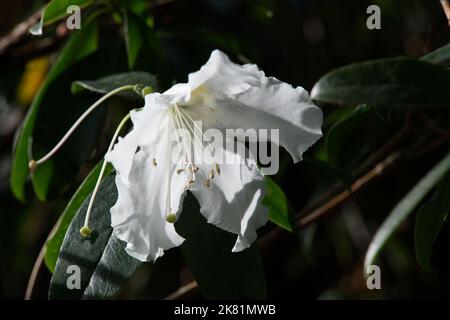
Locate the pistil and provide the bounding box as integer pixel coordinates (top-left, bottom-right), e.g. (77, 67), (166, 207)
(80, 113), (131, 237)
(29, 85), (137, 172)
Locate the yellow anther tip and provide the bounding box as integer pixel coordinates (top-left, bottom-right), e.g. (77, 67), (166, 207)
(80, 226), (92, 237)
(166, 213), (177, 224)
(28, 160), (37, 172)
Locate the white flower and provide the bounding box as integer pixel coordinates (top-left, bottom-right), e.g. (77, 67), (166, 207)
(105, 50), (323, 262)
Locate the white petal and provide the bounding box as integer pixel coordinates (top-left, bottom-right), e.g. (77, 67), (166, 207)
(105, 96), (168, 186)
(190, 143), (268, 252)
(110, 115), (187, 262)
(186, 50), (323, 162)
(188, 50), (263, 95)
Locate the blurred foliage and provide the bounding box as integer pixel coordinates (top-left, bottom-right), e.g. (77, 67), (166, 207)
(1, 0), (450, 300)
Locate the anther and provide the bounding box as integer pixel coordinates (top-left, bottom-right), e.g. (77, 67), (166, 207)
(204, 179), (210, 188)
(80, 226), (92, 237)
(194, 166), (199, 173)
(28, 160), (37, 173)
(215, 164), (221, 175)
(176, 168), (184, 175)
(152, 158), (157, 167)
(209, 169), (215, 180)
(166, 213), (177, 224)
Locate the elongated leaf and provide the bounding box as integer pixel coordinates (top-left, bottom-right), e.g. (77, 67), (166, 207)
(71, 71), (157, 99)
(45, 161), (113, 273)
(124, 11), (143, 69)
(30, 0), (94, 36)
(364, 151), (450, 273)
(176, 193), (267, 299)
(326, 104), (372, 167)
(263, 177), (294, 231)
(415, 173), (450, 271)
(11, 13), (100, 201)
(311, 58), (450, 116)
(49, 175), (142, 299)
(82, 234), (145, 299)
(421, 43), (450, 67)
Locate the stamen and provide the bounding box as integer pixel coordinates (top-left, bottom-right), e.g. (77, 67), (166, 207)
(176, 168), (184, 174)
(204, 179), (210, 188)
(178, 107), (216, 156)
(165, 111), (175, 222)
(152, 158), (157, 167)
(29, 85), (136, 172)
(170, 107), (192, 166)
(176, 107), (221, 182)
(80, 113), (131, 237)
(185, 163), (196, 182)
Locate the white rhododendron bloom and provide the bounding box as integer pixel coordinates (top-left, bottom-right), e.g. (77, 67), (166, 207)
(105, 50), (323, 261)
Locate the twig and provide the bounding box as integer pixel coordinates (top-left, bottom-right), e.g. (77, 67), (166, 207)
(297, 151), (401, 227)
(24, 214), (63, 300)
(24, 242), (46, 300)
(297, 120), (410, 221)
(164, 281), (199, 300)
(414, 133), (450, 157)
(0, 9), (42, 55)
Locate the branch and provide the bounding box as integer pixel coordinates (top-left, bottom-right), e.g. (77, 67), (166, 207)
(0, 9), (42, 55)
(297, 151), (401, 227)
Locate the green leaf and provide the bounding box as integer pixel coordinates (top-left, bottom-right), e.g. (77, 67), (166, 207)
(176, 193), (267, 299)
(364, 151), (450, 273)
(82, 234), (145, 299)
(45, 161), (113, 273)
(263, 177), (294, 231)
(71, 71), (157, 99)
(326, 104), (373, 167)
(421, 43), (450, 67)
(311, 58), (450, 117)
(415, 173), (450, 271)
(124, 11), (143, 69)
(11, 13), (100, 201)
(30, 0), (94, 36)
(49, 175), (142, 299)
